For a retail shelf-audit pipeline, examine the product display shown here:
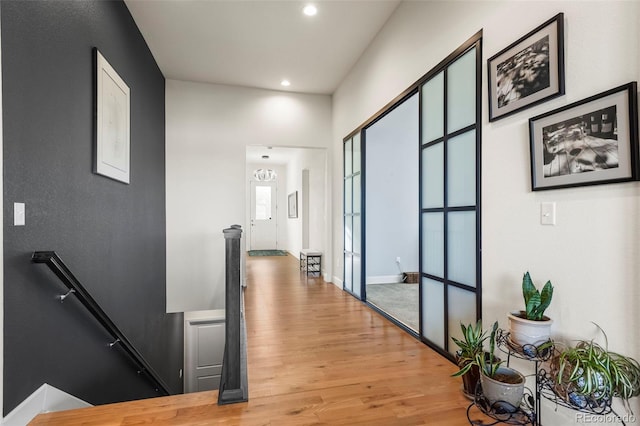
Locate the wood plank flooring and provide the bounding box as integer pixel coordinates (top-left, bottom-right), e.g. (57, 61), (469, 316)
(31, 254), (475, 425)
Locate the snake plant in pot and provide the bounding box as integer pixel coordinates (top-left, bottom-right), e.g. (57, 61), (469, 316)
(454, 322), (525, 411)
(508, 272), (554, 348)
(478, 322), (526, 412)
(451, 320), (488, 397)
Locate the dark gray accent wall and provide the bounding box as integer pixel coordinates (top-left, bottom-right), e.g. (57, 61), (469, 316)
(2, 0), (183, 413)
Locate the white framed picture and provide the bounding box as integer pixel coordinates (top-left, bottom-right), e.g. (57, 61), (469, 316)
(95, 49), (130, 184)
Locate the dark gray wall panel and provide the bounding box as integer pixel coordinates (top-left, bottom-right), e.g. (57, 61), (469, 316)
(2, 0), (183, 413)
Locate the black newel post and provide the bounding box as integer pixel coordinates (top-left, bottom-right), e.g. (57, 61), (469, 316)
(218, 225), (248, 405)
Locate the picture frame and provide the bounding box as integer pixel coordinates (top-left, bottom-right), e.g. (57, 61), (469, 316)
(529, 82), (638, 191)
(95, 48), (131, 184)
(288, 191), (298, 218)
(488, 13), (565, 122)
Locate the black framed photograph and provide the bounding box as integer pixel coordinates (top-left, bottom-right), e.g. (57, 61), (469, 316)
(288, 191), (298, 218)
(529, 82), (638, 191)
(488, 13), (565, 122)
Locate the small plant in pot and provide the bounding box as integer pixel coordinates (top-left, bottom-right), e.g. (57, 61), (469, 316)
(478, 322), (526, 412)
(508, 272), (554, 350)
(454, 321), (525, 412)
(451, 320), (488, 398)
(551, 325), (640, 413)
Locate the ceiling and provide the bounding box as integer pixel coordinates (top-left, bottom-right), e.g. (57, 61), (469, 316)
(246, 146), (325, 166)
(124, 0), (401, 95)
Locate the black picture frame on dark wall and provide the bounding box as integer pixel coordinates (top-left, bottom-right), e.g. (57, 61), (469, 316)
(488, 13), (565, 122)
(529, 82), (638, 191)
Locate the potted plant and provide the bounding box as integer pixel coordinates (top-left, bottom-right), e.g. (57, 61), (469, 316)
(508, 272), (554, 348)
(454, 321), (525, 412)
(551, 325), (640, 412)
(478, 322), (526, 412)
(451, 320), (488, 397)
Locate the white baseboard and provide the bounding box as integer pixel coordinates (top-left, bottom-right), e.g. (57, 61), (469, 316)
(366, 274), (403, 285)
(3, 383), (92, 426)
(331, 276), (343, 288)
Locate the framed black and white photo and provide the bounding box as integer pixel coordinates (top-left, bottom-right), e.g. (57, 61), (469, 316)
(95, 48), (130, 184)
(488, 13), (565, 122)
(288, 191), (298, 218)
(529, 82), (638, 191)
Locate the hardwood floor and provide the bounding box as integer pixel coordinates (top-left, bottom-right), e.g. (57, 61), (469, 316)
(31, 254), (474, 425)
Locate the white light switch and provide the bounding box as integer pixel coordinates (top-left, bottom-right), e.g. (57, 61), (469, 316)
(14, 202), (25, 226)
(540, 202), (556, 225)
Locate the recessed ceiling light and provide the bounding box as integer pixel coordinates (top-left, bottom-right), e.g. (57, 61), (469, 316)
(303, 4), (317, 16)
(281, 79), (291, 87)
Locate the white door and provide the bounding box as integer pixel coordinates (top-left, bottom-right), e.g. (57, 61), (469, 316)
(184, 319), (225, 393)
(250, 181), (277, 250)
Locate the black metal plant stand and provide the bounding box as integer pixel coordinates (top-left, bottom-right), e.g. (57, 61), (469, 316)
(467, 383), (536, 425)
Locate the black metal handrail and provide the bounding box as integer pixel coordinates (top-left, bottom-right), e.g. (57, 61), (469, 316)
(32, 251), (171, 395)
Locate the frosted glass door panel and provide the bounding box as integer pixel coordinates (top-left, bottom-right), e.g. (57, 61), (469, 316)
(421, 143), (444, 209)
(344, 180), (352, 214)
(422, 72), (444, 144)
(422, 278), (444, 348)
(447, 286), (477, 353)
(447, 211), (476, 287)
(353, 134), (361, 173)
(344, 254), (353, 292)
(447, 130), (476, 207)
(447, 49), (476, 133)
(345, 139), (352, 176)
(353, 255), (361, 297)
(353, 215), (361, 254)
(344, 215), (353, 253)
(353, 175), (361, 214)
(422, 213), (444, 277)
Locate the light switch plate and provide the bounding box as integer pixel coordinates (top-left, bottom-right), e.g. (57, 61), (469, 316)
(540, 202), (556, 225)
(14, 202), (25, 226)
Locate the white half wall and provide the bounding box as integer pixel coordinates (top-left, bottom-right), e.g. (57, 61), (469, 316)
(166, 80), (331, 312)
(332, 2), (640, 422)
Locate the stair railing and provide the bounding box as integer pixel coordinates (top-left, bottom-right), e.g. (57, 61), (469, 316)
(32, 251), (171, 395)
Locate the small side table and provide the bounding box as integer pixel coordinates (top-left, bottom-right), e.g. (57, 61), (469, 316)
(300, 249), (322, 277)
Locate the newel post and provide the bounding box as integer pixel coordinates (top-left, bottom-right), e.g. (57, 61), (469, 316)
(218, 225), (248, 405)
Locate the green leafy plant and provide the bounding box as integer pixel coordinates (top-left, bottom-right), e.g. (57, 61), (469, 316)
(553, 324), (640, 411)
(451, 320), (487, 377)
(522, 271), (553, 321)
(476, 321), (503, 379)
(452, 321), (503, 378)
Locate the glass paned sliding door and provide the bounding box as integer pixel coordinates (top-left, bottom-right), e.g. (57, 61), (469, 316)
(420, 38), (481, 355)
(344, 133), (362, 298)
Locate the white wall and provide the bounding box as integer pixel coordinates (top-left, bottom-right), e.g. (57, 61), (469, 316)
(365, 92), (419, 279)
(332, 2), (640, 422)
(285, 148), (327, 261)
(166, 80), (332, 312)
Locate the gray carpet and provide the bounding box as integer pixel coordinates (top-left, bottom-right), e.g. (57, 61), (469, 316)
(367, 283), (419, 331)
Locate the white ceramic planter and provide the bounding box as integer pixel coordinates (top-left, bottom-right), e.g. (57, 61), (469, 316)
(508, 311), (552, 348)
(480, 367), (525, 412)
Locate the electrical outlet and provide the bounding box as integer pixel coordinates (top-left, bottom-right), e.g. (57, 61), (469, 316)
(396, 257), (401, 263)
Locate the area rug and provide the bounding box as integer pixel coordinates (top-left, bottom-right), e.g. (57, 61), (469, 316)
(247, 250), (288, 256)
